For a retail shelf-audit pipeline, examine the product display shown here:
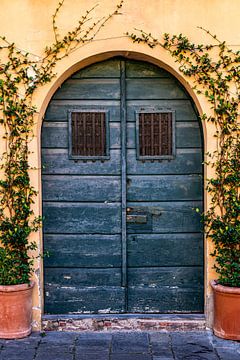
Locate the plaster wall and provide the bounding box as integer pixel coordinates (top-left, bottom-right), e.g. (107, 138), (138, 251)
(0, 0), (239, 330)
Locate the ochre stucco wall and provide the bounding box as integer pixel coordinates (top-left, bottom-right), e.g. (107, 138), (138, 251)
(1, 0), (239, 330)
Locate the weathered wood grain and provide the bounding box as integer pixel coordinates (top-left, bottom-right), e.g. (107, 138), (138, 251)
(126, 201), (203, 233)
(72, 59), (121, 78)
(128, 267), (203, 287)
(44, 234), (121, 267)
(125, 121), (201, 148)
(127, 149), (202, 175)
(42, 149), (121, 175)
(44, 99), (197, 122)
(126, 100), (197, 121)
(42, 175), (121, 201)
(175, 122), (202, 148)
(126, 79), (188, 100)
(45, 268), (121, 286)
(128, 287), (204, 313)
(43, 202), (121, 234)
(42, 149), (202, 175)
(127, 175), (202, 201)
(42, 122), (121, 149)
(53, 79), (120, 100)
(126, 60), (171, 78)
(127, 233), (203, 266)
(44, 286), (125, 314)
(41, 122), (201, 149)
(44, 101), (120, 121)
(42, 58), (204, 314)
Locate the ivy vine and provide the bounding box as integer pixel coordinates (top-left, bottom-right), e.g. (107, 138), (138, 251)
(0, 0), (123, 285)
(128, 28), (240, 287)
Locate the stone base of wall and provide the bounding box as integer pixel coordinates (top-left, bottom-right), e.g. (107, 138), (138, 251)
(42, 314), (206, 332)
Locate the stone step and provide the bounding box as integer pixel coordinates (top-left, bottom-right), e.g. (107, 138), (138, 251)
(42, 314), (206, 332)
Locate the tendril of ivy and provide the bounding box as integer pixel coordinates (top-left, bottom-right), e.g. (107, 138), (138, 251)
(0, 0), (123, 285)
(128, 27), (240, 287)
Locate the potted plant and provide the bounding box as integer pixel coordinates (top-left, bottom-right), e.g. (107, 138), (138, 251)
(128, 28), (240, 340)
(0, 46), (40, 338)
(0, 0), (123, 338)
(208, 137), (240, 340)
(0, 42), (40, 338)
(0, 263), (36, 340)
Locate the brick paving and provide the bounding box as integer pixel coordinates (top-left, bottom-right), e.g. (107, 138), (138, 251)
(0, 331), (239, 360)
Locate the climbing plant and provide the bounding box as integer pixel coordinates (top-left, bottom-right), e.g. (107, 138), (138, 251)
(0, 0), (123, 285)
(128, 28), (240, 287)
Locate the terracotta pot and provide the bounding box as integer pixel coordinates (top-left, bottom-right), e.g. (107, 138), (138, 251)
(211, 280), (240, 340)
(0, 281), (34, 339)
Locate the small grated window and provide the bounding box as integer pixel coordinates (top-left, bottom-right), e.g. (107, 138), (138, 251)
(137, 111), (175, 160)
(69, 111), (109, 160)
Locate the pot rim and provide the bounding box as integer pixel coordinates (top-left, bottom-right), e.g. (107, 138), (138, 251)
(0, 281), (34, 293)
(210, 280), (240, 295)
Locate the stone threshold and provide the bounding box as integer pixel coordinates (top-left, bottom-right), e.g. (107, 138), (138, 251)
(42, 314), (206, 332)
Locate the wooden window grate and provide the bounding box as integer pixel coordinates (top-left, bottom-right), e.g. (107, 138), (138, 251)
(137, 111), (175, 160)
(69, 111), (109, 159)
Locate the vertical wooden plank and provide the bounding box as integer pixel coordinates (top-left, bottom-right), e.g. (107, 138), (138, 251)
(120, 61), (127, 302)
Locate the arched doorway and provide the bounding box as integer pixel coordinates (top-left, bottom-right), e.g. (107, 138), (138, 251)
(42, 57), (204, 314)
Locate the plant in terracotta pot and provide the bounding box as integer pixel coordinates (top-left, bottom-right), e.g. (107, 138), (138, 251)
(206, 138), (240, 340)
(0, 39), (41, 338)
(128, 28), (240, 340)
(0, 172), (39, 339)
(180, 32), (240, 340)
(0, 0), (123, 339)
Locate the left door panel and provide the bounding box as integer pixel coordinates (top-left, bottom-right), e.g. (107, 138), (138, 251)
(42, 59), (124, 314)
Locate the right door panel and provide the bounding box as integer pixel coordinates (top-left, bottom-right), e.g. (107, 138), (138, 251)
(126, 60), (204, 313)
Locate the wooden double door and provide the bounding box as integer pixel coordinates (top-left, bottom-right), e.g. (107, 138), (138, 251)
(42, 58), (204, 314)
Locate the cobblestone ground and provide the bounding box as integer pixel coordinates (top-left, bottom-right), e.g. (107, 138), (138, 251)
(0, 331), (239, 360)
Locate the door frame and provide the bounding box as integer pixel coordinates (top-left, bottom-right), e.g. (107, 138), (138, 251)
(36, 50), (209, 329)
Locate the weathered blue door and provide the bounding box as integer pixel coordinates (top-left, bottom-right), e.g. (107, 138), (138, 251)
(42, 58), (203, 314)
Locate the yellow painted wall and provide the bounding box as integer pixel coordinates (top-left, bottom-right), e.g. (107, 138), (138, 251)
(0, 0), (239, 330)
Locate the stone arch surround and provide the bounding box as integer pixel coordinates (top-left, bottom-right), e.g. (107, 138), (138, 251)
(33, 49), (212, 331)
